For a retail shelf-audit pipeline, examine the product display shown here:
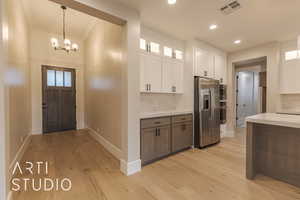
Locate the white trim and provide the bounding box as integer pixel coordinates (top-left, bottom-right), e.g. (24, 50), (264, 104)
(87, 128), (122, 160)
(8, 134), (31, 181)
(221, 130), (235, 138)
(31, 129), (42, 135)
(120, 159), (141, 176)
(7, 191), (12, 200)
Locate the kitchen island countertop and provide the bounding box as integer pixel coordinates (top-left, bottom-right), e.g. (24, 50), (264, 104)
(246, 113), (300, 128)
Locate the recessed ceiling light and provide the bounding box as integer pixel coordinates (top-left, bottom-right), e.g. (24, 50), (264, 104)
(168, 0), (176, 5)
(209, 24), (218, 30)
(234, 40), (241, 44)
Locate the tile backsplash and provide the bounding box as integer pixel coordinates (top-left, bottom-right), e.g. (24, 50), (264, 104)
(140, 93), (192, 114)
(281, 94), (300, 112)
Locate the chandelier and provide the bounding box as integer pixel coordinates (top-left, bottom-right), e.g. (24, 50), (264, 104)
(50, 6), (78, 53)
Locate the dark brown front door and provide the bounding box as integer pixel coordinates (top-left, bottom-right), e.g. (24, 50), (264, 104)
(42, 66), (76, 133)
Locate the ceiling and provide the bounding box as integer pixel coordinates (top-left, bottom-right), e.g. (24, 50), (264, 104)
(114, 0), (300, 52)
(22, 0), (300, 53)
(21, 0), (98, 39)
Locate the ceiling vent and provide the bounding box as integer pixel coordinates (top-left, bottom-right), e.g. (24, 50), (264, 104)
(220, 0), (241, 15)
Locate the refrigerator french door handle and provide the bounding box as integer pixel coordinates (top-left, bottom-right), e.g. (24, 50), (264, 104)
(209, 89), (213, 120)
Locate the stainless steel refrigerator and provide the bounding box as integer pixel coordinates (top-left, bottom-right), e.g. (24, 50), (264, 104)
(194, 76), (221, 148)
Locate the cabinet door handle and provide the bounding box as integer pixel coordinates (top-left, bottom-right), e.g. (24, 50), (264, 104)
(149, 84), (151, 91)
(155, 128), (158, 136)
(157, 128), (160, 136)
(145, 84), (148, 91)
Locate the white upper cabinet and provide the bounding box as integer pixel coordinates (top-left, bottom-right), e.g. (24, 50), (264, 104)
(162, 58), (184, 93)
(140, 37), (184, 94)
(280, 48), (300, 94)
(193, 47), (227, 84)
(194, 48), (214, 78)
(140, 53), (162, 93)
(214, 54), (227, 84)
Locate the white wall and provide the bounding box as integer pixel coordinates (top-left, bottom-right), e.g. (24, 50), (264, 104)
(30, 28), (85, 134)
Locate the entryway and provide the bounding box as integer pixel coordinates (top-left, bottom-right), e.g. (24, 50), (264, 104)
(236, 71), (259, 127)
(42, 65), (76, 133)
(234, 57), (267, 128)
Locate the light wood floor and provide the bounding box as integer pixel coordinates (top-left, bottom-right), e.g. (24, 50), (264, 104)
(12, 128), (300, 200)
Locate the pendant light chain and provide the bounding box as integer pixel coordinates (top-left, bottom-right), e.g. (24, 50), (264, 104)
(63, 6), (66, 40)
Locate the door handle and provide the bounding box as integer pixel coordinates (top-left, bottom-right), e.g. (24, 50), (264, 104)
(149, 84), (151, 91)
(155, 128), (159, 136)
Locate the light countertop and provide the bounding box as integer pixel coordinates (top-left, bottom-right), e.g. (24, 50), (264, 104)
(246, 113), (300, 129)
(140, 110), (193, 119)
(277, 110), (300, 115)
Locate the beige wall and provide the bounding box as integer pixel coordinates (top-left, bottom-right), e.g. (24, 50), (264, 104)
(0, 0), (8, 198)
(30, 28), (85, 134)
(85, 20), (123, 149)
(227, 42), (281, 131)
(1, 0), (31, 195)
(68, 0), (141, 166)
(5, 0), (31, 168)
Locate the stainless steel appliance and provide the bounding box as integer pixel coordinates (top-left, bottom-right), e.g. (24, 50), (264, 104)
(220, 84), (227, 124)
(194, 76), (221, 148)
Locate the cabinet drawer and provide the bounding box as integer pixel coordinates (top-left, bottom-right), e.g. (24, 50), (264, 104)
(172, 114), (193, 123)
(141, 117), (171, 129)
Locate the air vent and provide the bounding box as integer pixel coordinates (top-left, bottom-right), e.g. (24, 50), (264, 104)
(220, 0), (241, 15)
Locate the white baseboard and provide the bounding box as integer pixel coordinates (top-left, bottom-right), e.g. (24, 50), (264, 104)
(87, 128), (122, 160)
(31, 128), (42, 135)
(7, 191), (12, 200)
(120, 159), (141, 176)
(222, 130), (235, 138)
(8, 134), (31, 181)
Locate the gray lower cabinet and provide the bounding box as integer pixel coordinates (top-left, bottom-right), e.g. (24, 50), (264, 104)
(141, 125), (171, 165)
(155, 126), (171, 158)
(141, 127), (157, 163)
(172, 121), (193, 152)
(141, 114), (192, 165)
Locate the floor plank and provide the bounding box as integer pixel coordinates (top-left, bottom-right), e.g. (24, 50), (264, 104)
(12, 128), (300, 200)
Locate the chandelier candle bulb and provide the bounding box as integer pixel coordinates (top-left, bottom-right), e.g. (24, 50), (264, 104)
(49, 5), (79, 53)
(72, 43), (79, 51)
(51, 38), (58, 48)
(64, 39), (71, 46)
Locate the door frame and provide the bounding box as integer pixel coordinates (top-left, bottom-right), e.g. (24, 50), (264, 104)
(41, 65), (77, 134)
(233, 57), (267, 128)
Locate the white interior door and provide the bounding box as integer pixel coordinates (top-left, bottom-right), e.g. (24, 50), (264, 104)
(237, 71), (259, 127)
